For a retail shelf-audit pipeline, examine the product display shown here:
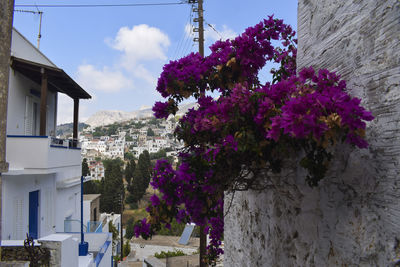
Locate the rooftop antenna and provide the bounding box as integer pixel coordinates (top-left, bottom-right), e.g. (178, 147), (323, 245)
(36, 10), (43, 49)
(13, 8), (43, 49)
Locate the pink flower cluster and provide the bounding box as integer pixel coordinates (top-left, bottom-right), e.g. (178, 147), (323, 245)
(155, 15), (296, 112)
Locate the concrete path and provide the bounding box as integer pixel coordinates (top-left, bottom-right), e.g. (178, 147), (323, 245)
(118, 235), (223, 267)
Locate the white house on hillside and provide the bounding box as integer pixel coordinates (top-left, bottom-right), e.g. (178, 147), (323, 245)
(2, 29), (112, 267)
(3, 28), (91, 240)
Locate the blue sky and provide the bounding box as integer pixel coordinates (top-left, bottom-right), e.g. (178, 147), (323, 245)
(13, 0), (298, 124)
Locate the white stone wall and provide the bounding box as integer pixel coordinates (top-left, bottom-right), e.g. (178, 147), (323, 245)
(224, 1), (400, 266)
(2, 173), (56, 240)
(55, 183), (80, 233)
(7, 70), (57, 136)
(39, 234), (79, 267)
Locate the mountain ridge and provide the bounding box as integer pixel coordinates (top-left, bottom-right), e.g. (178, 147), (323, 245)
(85, 102), (197, 127)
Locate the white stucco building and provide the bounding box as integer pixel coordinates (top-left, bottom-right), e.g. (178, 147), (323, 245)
(88, 161), (105, 181)
(2, 28), (112, 267)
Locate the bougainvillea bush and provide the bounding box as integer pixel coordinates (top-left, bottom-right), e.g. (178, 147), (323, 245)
(134, 16), (373, 264)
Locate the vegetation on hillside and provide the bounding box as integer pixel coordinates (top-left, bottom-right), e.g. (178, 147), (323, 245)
(126, 151), (151, 208)
(101, 158), (124, 213)
(56, 122), (89, 137)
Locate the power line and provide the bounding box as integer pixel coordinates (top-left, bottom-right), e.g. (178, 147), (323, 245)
(181, 23), (194, 57)
(179, 6), (195, 58)
(15, 2), (186, 8)
(172, 5), (190, 59)
(205, 20), (223, 39)
(172, 3), (193, 59)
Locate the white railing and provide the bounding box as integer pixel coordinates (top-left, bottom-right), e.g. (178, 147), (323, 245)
(64, 219), (87, 233)
(51, 137), (81, 149)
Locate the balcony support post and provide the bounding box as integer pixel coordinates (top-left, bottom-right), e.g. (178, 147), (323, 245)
(40, 68), (48, 136)
(73, 98), (79, 141)
(79, 175), (88, 256)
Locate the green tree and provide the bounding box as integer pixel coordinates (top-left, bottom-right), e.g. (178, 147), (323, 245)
(123, 240), (131, 258)
(125, 135), (133, 142)
(93, 126), (107, 137)
(147, 128), (155, 136)
(125, 158), (136, 187)
(82, 158), (89, 176)
(141, 150), (151, 169)
(125, 218), (135, 239)
(109, 221), (119, 258)
(106, 123), (119, 136)
(138, 150), (151, 191)
(126, 151), (151, 205)
(148, 117), (160, 126)
(83, 180), (102, 194)
(150, 149), (167, 160)
(128, 167), (144, 204)
(124, 152), (134, 161)
(131, 121), (144, 129)
(101, 159), (124, 213)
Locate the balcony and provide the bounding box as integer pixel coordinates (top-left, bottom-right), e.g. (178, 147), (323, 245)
(69, 232), (112, 267)
(64, 220), (104, 233)
(6, 135), (81, 174)
(87, 221), (103, 233)
(64, 219), (87, 233)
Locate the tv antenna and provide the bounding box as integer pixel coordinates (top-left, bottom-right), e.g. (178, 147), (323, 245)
(14, 9), (44, 49)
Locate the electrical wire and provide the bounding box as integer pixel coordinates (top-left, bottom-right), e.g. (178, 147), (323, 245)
(15, 2), (186, 8)
(205, 20), (223, 39)
(181, 24), (194, 56)
(172, 3), (193, 59)
(172, 5), (191, 59)
(179, 8), (195, 57)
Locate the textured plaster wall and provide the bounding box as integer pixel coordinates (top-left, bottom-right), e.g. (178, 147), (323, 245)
(224, 0), (400, 266)
(0, 0), (13, 173)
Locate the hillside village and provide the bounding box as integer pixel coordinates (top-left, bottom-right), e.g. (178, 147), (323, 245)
(1, 0), (398, 266)
(77, 117), (181, 181)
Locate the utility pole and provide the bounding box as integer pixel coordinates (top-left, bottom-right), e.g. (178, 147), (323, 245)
(191, 0), (207, 265)
(0, 0), (14, 256)
(197, 0), (204, 58)
(197, 1), (207, 265)
(120, 193), (124, 262)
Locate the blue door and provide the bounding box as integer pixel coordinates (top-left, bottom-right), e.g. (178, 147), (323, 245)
(29, 190), (39, 239)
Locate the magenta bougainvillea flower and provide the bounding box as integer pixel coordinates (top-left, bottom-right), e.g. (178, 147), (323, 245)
(133, 16), (373, 264)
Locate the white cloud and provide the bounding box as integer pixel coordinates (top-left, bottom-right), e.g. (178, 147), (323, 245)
(57, 94), (92, 124)
(76, 64), (133, 93)
(184, 23), (237, 50)
(67, 24), (170, 124)
(132, 64), (158, 86)
(109, 24), (170, 69)
(204, 24), (237, 43)
(57, 94), (73, 124)
(184, 23), (195, 37)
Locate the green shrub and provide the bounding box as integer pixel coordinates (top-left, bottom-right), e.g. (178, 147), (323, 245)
(123, 240), (131, 258)
(154, 250), (186, 259)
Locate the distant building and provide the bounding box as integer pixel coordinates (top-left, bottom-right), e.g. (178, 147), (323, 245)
(83, 194), (101, 231)
(88, 161), (104, 181)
